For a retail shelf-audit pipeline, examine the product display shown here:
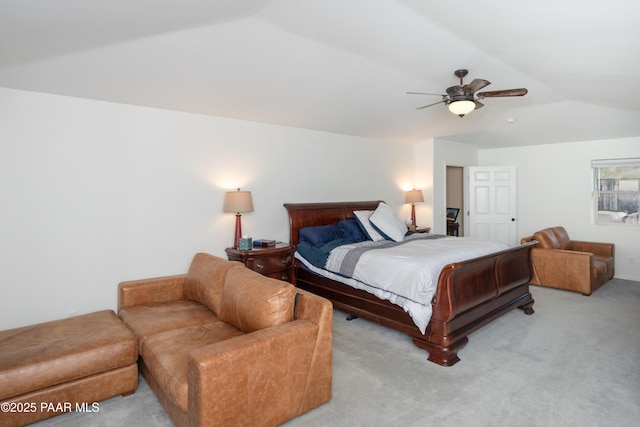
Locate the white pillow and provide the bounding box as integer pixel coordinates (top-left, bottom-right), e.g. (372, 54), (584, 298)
(369, 202), (407, 242)
(353, 210), (386, 241)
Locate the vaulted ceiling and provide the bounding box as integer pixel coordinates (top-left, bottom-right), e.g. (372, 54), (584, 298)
(1, 0), (639, 148)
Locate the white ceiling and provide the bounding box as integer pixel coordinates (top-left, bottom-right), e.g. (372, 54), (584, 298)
(1, 0), (639, 149)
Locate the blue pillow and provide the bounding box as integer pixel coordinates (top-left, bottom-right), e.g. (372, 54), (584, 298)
(338, 219), (368, 243)
(299, 224), (346, 247)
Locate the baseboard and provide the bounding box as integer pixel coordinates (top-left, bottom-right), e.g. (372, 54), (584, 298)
(612, 274), (640, 282)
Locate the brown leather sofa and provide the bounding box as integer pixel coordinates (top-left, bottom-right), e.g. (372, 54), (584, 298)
(118, 253), (332, 427)
(520, 226), (615, 296)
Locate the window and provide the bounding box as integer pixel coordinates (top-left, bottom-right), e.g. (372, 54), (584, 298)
(592, 158), (640, 225)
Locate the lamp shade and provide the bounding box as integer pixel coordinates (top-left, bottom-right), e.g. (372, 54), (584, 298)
(448, 100), (475, 116)
(223, 189), (254, 213)
(405, 189), (424, 204)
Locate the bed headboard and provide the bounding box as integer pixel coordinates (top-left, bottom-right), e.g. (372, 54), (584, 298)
(284, 201), (382, 246)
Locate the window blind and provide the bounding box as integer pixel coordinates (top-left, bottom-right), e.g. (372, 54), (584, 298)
(592, 158), (640, 168)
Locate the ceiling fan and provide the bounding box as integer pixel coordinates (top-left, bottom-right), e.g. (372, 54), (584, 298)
(408, 69), (528, 117)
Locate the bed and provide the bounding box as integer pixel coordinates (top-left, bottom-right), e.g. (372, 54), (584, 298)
(284, 201), (536, 366)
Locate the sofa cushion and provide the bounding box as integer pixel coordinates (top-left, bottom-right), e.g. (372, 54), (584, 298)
(0, 310), (137, 400)
(183, 253), (241, 316)
(141, 322), (244, 411)
(119, 300), (219, 352)
(219, 266), (296, 333)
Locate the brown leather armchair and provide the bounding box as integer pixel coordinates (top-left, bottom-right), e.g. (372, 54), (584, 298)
(520, 226), (615, 296)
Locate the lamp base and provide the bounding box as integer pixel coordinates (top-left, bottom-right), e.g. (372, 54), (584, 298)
(410, 204), (417, 227)
(234, 213), (242, 249)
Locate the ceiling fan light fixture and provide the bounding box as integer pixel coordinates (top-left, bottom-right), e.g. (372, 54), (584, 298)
(448, 100), (475, 117)
(408, 69), (528, 116)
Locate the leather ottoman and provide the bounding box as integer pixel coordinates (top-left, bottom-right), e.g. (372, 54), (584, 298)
(0, 310), (138, 426)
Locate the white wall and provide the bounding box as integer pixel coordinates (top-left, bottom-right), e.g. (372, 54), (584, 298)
(0, 88), (416, 329)
(413, 139), (434, 230)
(479, 137), (640, 281)
(2, 87), (637, 329)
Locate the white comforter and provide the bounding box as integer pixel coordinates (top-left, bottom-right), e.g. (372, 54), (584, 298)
(297, 235), (509, 334)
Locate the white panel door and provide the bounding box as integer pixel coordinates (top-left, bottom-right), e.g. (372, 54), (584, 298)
(466, 166), (517, 246)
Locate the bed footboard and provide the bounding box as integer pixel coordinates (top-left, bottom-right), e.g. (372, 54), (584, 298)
(412, 242), (536, 366)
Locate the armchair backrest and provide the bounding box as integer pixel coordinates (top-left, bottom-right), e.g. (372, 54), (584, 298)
(532, 226), (571, 250)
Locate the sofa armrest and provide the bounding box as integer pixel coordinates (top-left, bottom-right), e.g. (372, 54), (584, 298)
(531, 248), (594, 292)
(118, 274), (186, 310)
(570, 240), (615, 258)
(188, 320), (323, 427)
(292, 289), (333, 413)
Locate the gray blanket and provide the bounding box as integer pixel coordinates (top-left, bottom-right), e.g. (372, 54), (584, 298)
(337, 233), (446, 277)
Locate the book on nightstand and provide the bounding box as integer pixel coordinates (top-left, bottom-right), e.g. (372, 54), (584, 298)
(253, 239), (276, 248)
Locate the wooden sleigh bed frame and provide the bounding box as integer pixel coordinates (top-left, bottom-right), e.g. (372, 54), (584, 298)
(284, 201), (536, 366)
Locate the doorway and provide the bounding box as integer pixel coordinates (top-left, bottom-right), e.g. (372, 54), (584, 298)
(446, 166), (464, 236)
(466, 166), (518, 246)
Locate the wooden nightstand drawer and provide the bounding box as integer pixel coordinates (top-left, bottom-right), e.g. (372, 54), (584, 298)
(263, 270), (293, 282)
(245, 254), (292, 275)
(225, 243), (295, 284)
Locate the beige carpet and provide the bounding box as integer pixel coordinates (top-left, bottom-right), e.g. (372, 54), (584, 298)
(35, 279), (640, 427)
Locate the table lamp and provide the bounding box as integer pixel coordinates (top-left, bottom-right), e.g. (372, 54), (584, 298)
(223, 188), (254, 248)
(405, 189), (424, 228)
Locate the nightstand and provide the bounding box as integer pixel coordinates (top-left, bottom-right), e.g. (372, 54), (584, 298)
(408, 226), (431, 233)
(225, 242), (294, 284)
(447, 222), (459, 236)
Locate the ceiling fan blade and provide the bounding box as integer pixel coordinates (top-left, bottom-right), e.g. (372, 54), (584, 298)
(474, 100), (485, 110)
(464, 79), (491, 93)
(416, 100), (446, 110)
(477, 88), (528, 98)
(407, 91), (446, 96)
